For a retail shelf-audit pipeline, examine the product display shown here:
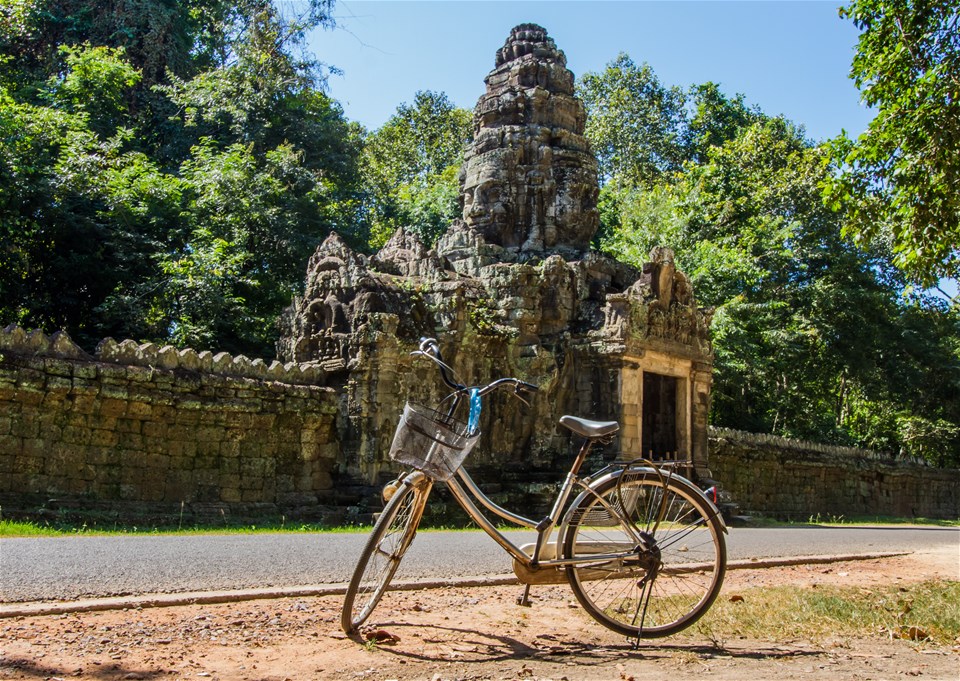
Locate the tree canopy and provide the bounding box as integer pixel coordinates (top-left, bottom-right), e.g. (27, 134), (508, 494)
(824, 0), (960, 287)
(361, 90), (472, 247)
(0, 0), (363, 356)
(581, 55), (959, 465)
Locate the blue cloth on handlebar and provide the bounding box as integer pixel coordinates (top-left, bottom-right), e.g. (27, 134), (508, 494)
(467, 388), (482, 435)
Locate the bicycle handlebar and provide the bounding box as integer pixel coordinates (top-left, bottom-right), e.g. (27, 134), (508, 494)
(415, 337), (540, 397)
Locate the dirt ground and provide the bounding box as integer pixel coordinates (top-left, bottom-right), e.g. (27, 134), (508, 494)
(2, 550), (958, 681)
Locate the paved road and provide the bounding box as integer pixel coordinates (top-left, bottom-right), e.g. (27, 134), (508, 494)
(1, 526), (957, 603)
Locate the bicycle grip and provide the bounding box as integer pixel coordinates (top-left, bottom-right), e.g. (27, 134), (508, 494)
(517, 380), (540, 393)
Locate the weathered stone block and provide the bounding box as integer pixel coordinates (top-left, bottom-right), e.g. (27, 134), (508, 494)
(299, 442), (321, 462)
(10, 419), (40, 439)
(220, 440), (241, 458)
(311, 469), (333, 490)
(156, 345), (180, 370)
(115, 418), (142, 434)
(127, 401), (153, 418)
(220, 487), (242, 503)
(67, 393), (98, 415)
(13, 385), (45, 407)
(195, 426), (223, 442)
(99, 398), (128, 418)
(241, 489), (263, 502)
(219, 458), (240, 475)
(15, 455), (44, 474)
(196, 440), (220, 458)
(61, 425), (92, 446)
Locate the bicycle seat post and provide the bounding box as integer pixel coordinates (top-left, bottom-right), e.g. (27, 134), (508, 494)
(517, 434), (598, 608)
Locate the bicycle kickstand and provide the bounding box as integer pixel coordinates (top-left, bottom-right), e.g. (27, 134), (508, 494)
(516, 584), (532, 607)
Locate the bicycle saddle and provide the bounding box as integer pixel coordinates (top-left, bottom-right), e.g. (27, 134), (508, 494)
(559, 415), (620, 439)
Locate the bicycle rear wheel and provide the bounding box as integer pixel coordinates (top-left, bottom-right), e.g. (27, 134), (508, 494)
(340, 473), (432, 633)
(561, 471), (726, 638)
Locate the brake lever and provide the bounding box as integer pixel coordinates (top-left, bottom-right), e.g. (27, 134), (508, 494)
(511, 384), (532, 407)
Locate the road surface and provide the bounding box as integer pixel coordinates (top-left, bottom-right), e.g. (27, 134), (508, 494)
(1, 525), (957, 603)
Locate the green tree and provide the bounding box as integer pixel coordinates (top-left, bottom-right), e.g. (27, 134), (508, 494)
(685, 82), (763, 164)
(0, 45), (184, 348)
(578, 53), (688, 187)
(824, 0), (960, 286)
(0, 0), (364, 356)
(362, 90), (472, 247)
(595, 83), (959, 464)
(45, 44), (141, 137)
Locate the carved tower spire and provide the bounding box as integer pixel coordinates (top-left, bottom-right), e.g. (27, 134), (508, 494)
(444, 24), (600, 263)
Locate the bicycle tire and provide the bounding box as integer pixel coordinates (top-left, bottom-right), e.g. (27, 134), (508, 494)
(561, 470), (726, 638)
(340, 474), (432, 634)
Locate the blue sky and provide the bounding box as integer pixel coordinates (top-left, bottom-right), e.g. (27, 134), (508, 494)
(308, 0), (874, 142)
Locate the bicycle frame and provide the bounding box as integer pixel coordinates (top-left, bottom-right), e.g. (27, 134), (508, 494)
(439, 442), (668, 575)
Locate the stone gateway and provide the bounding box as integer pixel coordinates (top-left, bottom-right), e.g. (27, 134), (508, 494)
(277, 24), (715, 509)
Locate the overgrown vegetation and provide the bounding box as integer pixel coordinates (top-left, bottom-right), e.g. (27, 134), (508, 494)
(0, 0), (364, 356)
(1, 1), (956, 464)
(577, 35), (958, 466)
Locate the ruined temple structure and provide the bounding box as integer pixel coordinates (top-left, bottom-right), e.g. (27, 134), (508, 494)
(278, 25), (714, 507)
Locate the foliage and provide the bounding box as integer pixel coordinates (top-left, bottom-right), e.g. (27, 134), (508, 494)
(362, 90), (472, 247)
(0, 0), (362, 356)
(584, 54), (959, 465)
(579, 53), (688, 187)
(824, 0), (960, 286)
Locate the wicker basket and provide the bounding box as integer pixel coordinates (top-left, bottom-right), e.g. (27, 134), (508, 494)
(388, 402), (480, 481)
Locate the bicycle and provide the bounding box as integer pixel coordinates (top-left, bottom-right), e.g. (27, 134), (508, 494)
(341, 338), (727, 640)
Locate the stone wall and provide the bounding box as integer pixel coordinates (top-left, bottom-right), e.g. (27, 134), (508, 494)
(708, 427), (959, 520)
(0, 326), (346, 524)
(2, 325), (956, 524)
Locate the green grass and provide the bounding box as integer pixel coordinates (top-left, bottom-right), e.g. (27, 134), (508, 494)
(3, 512), (956, 537)
(0, 520), (66, 537)
(0, 518), (376, 537)
(0, 517), (519, 537)
(688, 580), (960, 647)
(746, 514), (960, 528)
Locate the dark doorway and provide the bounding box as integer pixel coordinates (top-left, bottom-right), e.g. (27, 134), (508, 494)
(642, 372), (677, 459)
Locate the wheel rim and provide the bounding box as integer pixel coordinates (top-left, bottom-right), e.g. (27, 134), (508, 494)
(565, 475), (725, 637)
(348, 484), (421, 628)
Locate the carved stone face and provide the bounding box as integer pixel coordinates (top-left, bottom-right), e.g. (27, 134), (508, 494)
(464, 177), (514, 244)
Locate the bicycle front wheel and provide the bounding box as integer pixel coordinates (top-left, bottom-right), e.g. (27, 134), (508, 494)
(561, 471), (726, 638)
(340, 473), (432, 634)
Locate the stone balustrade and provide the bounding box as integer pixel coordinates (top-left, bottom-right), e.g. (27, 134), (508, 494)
(1, 325), (325, 386)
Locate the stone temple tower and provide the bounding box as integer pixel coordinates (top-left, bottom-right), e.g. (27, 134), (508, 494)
(456, 24), (599, 259)
(278, 24), (715, 512)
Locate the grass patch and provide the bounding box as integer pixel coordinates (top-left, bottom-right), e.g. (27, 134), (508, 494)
(689, 580), (960, 647)
(0, 517), (515, 537)
(0, 518), (375, 537)
(746, 514), (960, 528)
(0, 520), (66, 537)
